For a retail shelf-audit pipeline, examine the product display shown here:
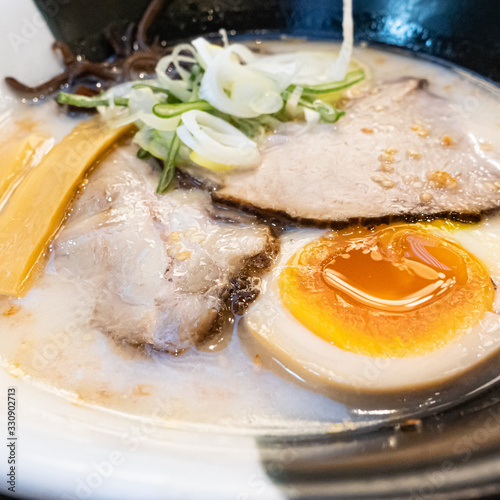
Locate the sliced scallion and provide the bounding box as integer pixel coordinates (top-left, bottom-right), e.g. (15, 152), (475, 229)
(131, 84), (182, 103)
(282, 69), (365, 100)
(153, 100), (213, 118)
(136, 148), (151, 159)
(157, 131), (181, 194)
(300, 69), (365, 95)
(57, 92), (129, 108)
(299, 97), (345, 123)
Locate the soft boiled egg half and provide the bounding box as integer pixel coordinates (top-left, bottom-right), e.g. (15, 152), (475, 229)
(240, 218), (500, 409)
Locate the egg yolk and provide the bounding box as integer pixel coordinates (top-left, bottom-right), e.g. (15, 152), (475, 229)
(279, 225), (494, 357)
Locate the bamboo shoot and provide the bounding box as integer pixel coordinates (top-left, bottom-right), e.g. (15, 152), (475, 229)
(0, 118), (133, 295)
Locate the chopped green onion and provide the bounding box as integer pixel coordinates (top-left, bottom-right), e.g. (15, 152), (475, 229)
(134, 127), (174, 161)
(299, 97), (345, 123)
(230, 118), (264, 139)
(131, 84), (182, 103)
(136, 148), (151, 159)
(189, 65), (204, 83)
(229, 117), (270, 139)
(58, 92), (129, 108)
(188, 66), (204, 101)
(132, 83), (170, 94)
(157, 131), (181, 194)
(57, 36), (366, 195)
(282, 69), (365, 101)
(153, 100), (213, 118)
(300, 69), (365, 96)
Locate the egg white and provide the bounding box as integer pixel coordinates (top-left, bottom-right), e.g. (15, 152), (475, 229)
(241, 221), (500, 399)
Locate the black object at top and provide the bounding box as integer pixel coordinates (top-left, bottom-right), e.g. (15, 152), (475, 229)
(34, 0), (500, 82)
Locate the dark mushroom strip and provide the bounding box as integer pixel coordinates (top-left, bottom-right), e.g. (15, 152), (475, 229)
(4, 0), (169, 102)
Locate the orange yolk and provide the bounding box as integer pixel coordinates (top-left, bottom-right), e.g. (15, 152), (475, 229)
(279, 225), (494, 357)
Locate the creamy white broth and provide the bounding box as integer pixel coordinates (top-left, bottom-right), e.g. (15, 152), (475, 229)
(1, 42), (500, 435)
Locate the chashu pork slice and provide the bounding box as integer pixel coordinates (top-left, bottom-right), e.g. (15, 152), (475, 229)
(53, 145), (277, 353)
(183, 78), (500, 226)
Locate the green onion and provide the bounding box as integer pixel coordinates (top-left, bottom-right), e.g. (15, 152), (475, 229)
(57, 92), (129, 108)
(189, 65), (204, 84)
(282, 69), (365, 101)
(188, 66), (204, 101)
(157, 131), (181, 194)
(57, 40), (367, 195)
(300, 69), (365, 96)
(131, 84), (182, 103)
(229, 117), (270, 139)
(132, 83), (170, 94)
(136, 148), (151, 159)
(134, 127), (174, 161)
(153, 100), (213, 118)
(299, 97), (345, 123)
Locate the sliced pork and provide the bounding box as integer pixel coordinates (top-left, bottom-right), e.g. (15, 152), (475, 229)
(53, 145), (277, 353)
(184, 78), (500, 226)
